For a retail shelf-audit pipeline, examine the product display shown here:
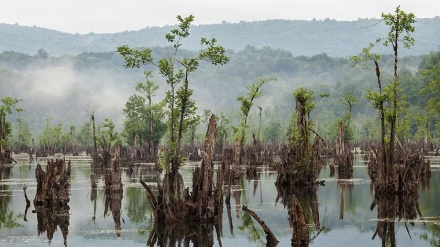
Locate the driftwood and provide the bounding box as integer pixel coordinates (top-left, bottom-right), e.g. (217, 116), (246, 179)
(242, 205), (279, 247)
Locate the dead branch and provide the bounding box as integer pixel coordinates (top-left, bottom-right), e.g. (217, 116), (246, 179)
(242, 205), (279, 246)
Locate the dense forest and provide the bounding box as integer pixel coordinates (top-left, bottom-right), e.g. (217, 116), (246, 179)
(0, 45), (439, 151)
(1, 17), (440, 56)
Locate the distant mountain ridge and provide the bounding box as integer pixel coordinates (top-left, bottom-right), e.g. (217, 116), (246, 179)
(1, 18), (439, 57)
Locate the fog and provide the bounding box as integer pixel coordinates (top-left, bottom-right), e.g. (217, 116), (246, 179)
(1, 58), (140, 133)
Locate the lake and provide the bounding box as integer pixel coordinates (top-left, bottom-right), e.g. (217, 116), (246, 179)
(1, 153), (439, 246)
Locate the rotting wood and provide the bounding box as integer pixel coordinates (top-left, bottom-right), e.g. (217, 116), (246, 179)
(32, 159), (70, 246)
(242, 205), (279, 247)
(335, 121), (354, 179)
(289, 197), (309, 247)
(140, 114), (224, 227)
(34, 159), (70, 206)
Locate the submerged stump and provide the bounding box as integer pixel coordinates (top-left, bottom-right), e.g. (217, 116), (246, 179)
(365, 141), (430, 195)
(33, 159), (71, 246)
(142, 114), (225, 246)
(34, 159), (70, 206)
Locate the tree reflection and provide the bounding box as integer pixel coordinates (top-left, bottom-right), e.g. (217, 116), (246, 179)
(124, 186), (152, 224)
(338, 181), (354, 220)
(104, 191), (123, 237)
(147, 220), (222, 246)
(371, 193), (422, 247)
(238, 211), (265, 246)
(421, 224), (440, 246)
(34, 204), (70, 247)
(104, 160), (123, 237)
(0, 166), (21, 230)
(276, 185), (323, 247)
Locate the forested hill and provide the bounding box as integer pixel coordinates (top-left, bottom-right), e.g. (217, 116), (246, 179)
(1, 18), (439, 57)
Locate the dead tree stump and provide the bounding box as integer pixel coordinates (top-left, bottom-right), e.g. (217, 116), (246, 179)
(335, 122), (353, 179)
(33, 159), (70, 246)
(289, 197), (309, 247)
(34, 159), (70, 206)
(143, 114), (225, 246)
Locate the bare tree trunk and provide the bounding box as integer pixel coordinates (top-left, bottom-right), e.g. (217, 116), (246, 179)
(91, 114), (98, 165)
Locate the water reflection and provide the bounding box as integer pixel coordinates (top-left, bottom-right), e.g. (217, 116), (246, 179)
(338, 181), (354, 220)
(34, 204), (70, 246)
(104, 192), (122, 237)
(276, 184), (323, 247)
(371, 193), (422, 247)
(0, 166), (22, 230)
(2, 155), (440, 246)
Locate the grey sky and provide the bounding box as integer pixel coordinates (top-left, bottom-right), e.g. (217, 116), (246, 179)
(1, 0), (439, 34)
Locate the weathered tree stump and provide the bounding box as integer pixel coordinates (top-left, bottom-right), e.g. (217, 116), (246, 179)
(335, 121), (354, 179)
(142, 114), (225, 246)
(365, 141), (430, 195)
(105, 159), (123, 194)
(289, 197), (309, 247)
(33, 159), (70, 246)
(34, 159), (70, 206)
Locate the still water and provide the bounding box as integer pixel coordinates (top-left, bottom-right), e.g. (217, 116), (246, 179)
(0, 153), (439, 246)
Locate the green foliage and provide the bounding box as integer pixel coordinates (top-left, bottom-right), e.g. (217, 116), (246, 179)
(78, 121), (93, 149)
(381, 6), (416, 50)
(0, 97), (22, 115)
(293, 87), (315, 115)
(0, 211), (22, 229)
(0, 97), (22, 151)
(366, 90), (389, 110)
(263, 120), (283, 142)
(123, 71), (166, 148)
(14, 118), (32, 149)
(117, 15), (228, 171)
(238, 212), (265, 246)
(236, 76), (274, 145)
(98, 118), (120, 151)
(290, 87), (315, 159)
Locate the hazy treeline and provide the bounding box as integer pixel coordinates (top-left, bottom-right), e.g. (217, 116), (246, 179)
(1, 17), (440, 56)
(1, 43), (439, 151)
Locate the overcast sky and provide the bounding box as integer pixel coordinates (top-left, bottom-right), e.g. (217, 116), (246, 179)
(1, 0), (439, 34)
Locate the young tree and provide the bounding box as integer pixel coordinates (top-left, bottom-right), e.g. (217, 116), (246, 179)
(382, 6), (415, 173)
(235, 76), (274, 162)
(86, 104), (99, 164)
(78, 121), (93, 152)
(0, 97), (22, 162)
(277, 87), (320, 187)
(14, 118), (32, 151)
(352, 6), (416, 193)
(340, 91), (359, 142)
(123, 71), (166, 160)
(98, 118), (120, 165)
(117, 15), (228, 173)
